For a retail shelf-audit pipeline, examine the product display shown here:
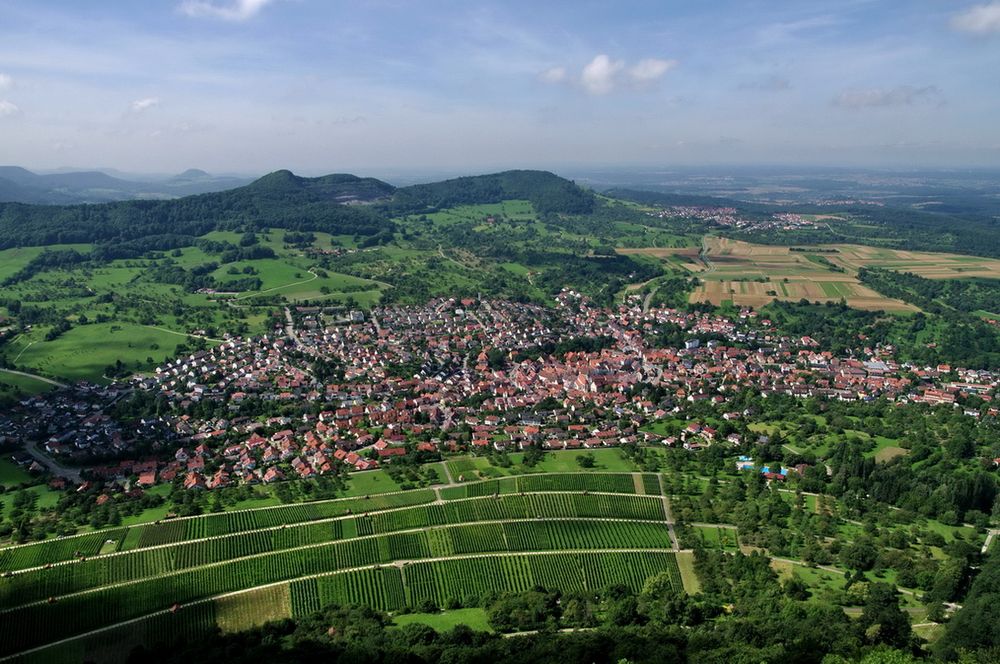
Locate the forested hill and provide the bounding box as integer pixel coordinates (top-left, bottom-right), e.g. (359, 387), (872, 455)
(244, 170), (395, 203)
(0, 170), (398, 250)
(390, 170), (596, 215)
(0, 169), (596, 251)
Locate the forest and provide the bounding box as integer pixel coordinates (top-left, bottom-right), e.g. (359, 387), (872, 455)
(389, 170), (596, 216)
(0, 173), (394, 249)
(859, 269), (1000, 316)
(762, 300), (1000, 369)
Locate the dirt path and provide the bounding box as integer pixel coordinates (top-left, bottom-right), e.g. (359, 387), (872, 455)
(11, 341), (35, 364)
(141, 326), (226, 344)
(699, 236), (716, 274)
(642, 285), (660, 313)
(657, 473), (680, 551)
(983, 528), (999, 554)
(233, 269), (318, 301)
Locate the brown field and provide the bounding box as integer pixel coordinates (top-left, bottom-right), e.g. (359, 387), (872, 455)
(620, 237), (1000, 312)
(826, 244), (1000, 279)
(683, 238), (916, 311)
(875, 446), (909, 463)
(618, 237), (1000, 312)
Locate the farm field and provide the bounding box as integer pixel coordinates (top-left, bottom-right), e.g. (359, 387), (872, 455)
(688, 238), (916, 311)
(20, 550), (678, 663)
(682, 237), (1000, 311)
(508, 447), (637, 473)
(828, 243), (1000, 279)
(616, 246), (707, 272)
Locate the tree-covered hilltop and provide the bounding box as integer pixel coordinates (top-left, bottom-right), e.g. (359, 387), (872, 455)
(0, 169), (600, 251)
(390, 170), (596, 215)
(244, 170), (395, 203)
(0, 170), (397, 249)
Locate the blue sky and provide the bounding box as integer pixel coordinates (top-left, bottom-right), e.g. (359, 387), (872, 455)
(0, 0), (999, 174)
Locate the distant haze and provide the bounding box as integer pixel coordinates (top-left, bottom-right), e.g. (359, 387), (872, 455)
(1, 1), (999, 172)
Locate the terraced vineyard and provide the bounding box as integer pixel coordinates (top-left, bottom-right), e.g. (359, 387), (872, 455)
(0, 473), (681, 661)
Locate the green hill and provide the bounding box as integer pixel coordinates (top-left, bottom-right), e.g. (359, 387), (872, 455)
(391, 170), (595, 215)
(245, 170), (395, 203)
(0, 170), (593, 254)
(0, 170), (398, 252)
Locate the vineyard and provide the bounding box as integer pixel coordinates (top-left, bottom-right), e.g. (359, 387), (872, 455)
(0, 472), (685, 661)
(0, 489), (437, 574)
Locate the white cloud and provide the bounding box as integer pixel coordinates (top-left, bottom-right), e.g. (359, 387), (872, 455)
(951, 2), (1000, 34)
(0, 73), (11, 91)
(581, 54), (624, 95)
(539, 66), (567, 84)
(833, 85), (942, 109)
(628, 58), (677, 83)
(130, 97), (160, 113)
(0, 100), (21, 117)
(543, 55), (677, 95)
(179, 0), (275, 21)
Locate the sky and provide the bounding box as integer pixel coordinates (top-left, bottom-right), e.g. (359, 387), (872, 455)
(0, 0), (999, 175)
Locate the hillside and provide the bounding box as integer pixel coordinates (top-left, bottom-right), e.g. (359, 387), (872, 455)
(245, 170), (395, 203)
(391, 170), (595, 215)
(0, 170), (398, 251)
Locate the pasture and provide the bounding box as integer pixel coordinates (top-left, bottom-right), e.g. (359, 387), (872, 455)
(0, 370), (57, 396)
(6, 322), (200, 382)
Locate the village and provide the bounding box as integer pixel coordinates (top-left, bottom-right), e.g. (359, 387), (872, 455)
(2, 291), (998, 496)
(652, 205), (825, 232)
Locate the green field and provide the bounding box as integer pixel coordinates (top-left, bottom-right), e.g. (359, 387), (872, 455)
(0, 370), (57, 396)
(508, 448), (637, 473)
(393, 608), (492, 632)
(7, 323), (205, 382)
(0, 458), (33, 487)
